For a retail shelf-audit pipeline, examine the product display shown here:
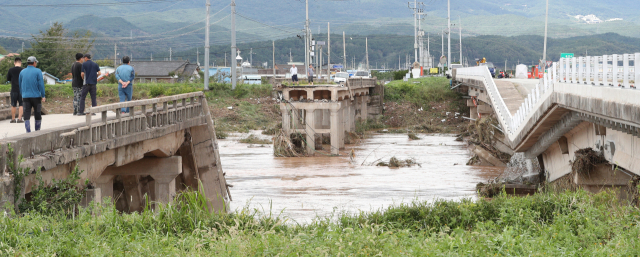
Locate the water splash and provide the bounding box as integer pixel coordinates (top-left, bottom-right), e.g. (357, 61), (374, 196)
(493, 153), (541, 184)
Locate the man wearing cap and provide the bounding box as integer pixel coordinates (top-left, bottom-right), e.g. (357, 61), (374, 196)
(18, 56), (46, 133)
(6, 57), (24, 123)
(79, 54), (100, 115)
(115, 56), (135, 113)
(71, 53), (84, 115)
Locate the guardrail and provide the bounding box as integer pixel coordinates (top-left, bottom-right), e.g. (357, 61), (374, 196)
(558, 54), (639, 88)
(60, 92), (205, 148)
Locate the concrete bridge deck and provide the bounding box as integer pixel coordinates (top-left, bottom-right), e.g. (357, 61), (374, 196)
(455, 52), (640, 185)
(0, 92), (230, 212)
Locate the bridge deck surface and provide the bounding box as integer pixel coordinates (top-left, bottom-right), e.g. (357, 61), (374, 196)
(0, 112), (117, 139)
(494, 80), (525, 115)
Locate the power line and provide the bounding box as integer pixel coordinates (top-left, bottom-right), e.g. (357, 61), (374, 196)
(1, 0), (177, 7)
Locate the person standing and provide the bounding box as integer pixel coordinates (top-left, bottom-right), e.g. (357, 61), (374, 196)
(290, 64), (298, 86)
(79, 54), (100, 115)
(71, 53), (84, 115)
(115, 56), (135, 113)
(18, 56), (45, 133)
(307, 64), (315, 86)
(6, 57), (24, 123)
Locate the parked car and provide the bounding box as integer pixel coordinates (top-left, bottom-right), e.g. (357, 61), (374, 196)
(479, 62), (496, 78)
(353, 70), (370, 78)
(446, 64), (464, 78)
(334, 72), (350, 84)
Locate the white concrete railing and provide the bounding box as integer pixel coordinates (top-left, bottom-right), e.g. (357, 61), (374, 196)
(458, 52), (640, 140)
(457, 63), (557, 138)
(558, 54), (639, 88)
(456, 66), (515, 135)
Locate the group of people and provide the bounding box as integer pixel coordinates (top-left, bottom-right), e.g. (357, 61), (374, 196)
(289, 64), (315, 86)
(7, 54), (136, 133)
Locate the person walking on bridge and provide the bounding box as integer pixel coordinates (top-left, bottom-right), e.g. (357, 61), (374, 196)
(18, 56), (46, 133)
(6, 57), (24, 123)
(71, 53), (84, 115)
(79, 54), (100, 116)
(290, 64), (299, 86)
(115, 56), (135, 113)
(307, 64), (315, 86)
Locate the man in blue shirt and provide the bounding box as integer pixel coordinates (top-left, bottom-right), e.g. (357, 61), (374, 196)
(79, 54), (101, 115)
(18, 56), (46, 133)
(115, 56), (135, 113)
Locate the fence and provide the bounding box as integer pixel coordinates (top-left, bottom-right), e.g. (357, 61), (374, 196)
(60, 92), (205, 148)
(558, 54), (639, 88)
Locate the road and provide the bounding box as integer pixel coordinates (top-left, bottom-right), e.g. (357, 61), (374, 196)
(501, 78), (541, 98)
(0, 112), (117, 139)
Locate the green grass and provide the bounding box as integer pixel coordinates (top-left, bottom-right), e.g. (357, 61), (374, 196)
(385, 77), (459, 108)
(1, 189), (639, 255)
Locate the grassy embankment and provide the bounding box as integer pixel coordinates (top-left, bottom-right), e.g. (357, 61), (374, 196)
(1, 189), (638, 255)
(360, 77), (467, 134)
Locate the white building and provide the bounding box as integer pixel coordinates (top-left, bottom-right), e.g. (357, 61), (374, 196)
(42, 72), (58, 85)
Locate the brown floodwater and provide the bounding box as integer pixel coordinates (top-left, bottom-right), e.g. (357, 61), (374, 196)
(220, 132), (503, 222)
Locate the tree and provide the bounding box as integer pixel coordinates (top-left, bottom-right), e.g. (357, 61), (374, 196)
(94, 58), (113, 67)
(0, 45), (8, 55)
(21, 22), (93, 79)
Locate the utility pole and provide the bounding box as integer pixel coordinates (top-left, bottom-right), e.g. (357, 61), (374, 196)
(541, 0), (549, 74)
(441, 30), (444, 59)
(21, 42), (24, 53)
(169, 47), (172, 61)
(231, 0), (237, 89)
(250, 48), (253, 67)
(447, 0), (451, 69)
(289, 49), (292, 62)
(305, 0), (310, 78)
(204, 0), (211, 90)
(272, 40), (276, 79)
(459, 16), (462, 65)
(408, 1), (423, 63)
(197, 48), (199, 65)
(343, 31), (346, 71)
(114, 43), (117, 68)
(365, 37), (369, 71)
(427, 33), (430, 68)
(151, 53), (153, 61)
(328, 22), (331, 78)
(225, 52), (227, 67)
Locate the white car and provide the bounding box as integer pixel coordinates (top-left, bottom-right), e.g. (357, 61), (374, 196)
(446, 64), (464, 78)
(353, 70), (370, 78)
(334, 72), (349, 84)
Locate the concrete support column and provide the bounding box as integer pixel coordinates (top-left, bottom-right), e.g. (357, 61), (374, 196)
(150, 174), (177, 205)
(339, 104), (345, 149)
(94, 175), (115, 204)
(361, 96), (368, 121)
(470, 106), (478, 120)
(350, 100), (356, 132)
(280, 104), (291, 135)
(322, 110), (330, 128)
(330, 109), (340, 155)
(305, 109), (316, 153)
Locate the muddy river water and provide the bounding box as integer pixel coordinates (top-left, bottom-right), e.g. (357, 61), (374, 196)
(220, 132), (503, 223)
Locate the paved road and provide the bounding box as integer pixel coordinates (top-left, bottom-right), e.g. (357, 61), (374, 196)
(494, 80), (524, 115)
(501, 78), (541, 98)
(0, 112), (117, 139)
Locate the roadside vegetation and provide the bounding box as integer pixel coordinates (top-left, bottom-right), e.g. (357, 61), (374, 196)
(1, 189), (638, 255)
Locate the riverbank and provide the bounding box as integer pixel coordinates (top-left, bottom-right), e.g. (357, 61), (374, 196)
(0, 189), (636, 255)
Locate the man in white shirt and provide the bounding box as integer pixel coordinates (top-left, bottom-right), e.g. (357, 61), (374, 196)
(290, 64), (299, 85)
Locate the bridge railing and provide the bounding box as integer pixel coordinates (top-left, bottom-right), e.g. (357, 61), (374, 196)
(558, 53), (639, 88)
(60, 92), (205, 147)
(456, 66), (515, 134)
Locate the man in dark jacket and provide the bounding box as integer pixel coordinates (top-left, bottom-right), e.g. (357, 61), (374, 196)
(6, 57), (24, 123)
(71, 53), (84, 115)
(18, 56), (46, 133)
(79, 54), (100, 115)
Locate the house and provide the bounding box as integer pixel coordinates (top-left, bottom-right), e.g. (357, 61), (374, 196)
(0, 53), (20, 62)
(42, 72), (59, 85)
(130, 61), (200, 83)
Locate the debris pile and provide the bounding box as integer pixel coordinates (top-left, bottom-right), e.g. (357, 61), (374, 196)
(377, 157), (421, 168)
